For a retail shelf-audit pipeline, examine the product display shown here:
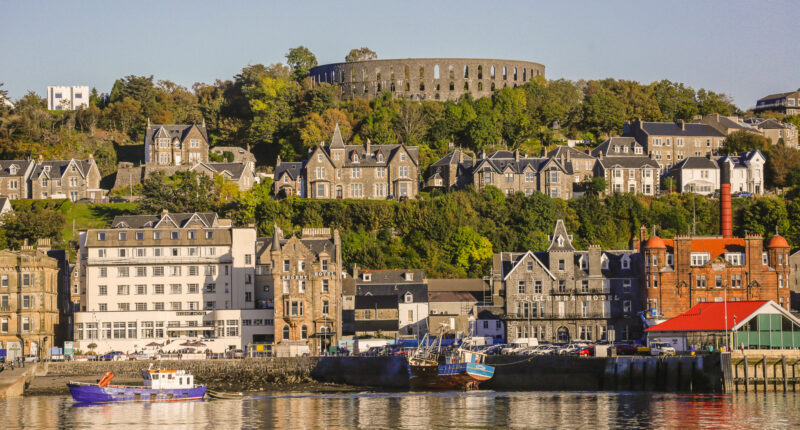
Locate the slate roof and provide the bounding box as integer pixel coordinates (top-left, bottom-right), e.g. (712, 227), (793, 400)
(31, 159), (95, 179)
(357, 269), (425, 284)
(193, 162), (249, 180)
(318, 123), (419, 168)
(111, 212), (218, 229)
(354, 320), (399, 332)
(255, 236), (336, 256)
(355, 284), (428, 303)
(598, 156), (659, 170)
(717, 150), (765, 169)
(355, 295), (398, 309)
(499, 249), (640, 280)
(745, 118), (796, 130)
(0, 160), (33, 177)
(638, 121), (725, 138)
(757, 92), (798, 102)
(427, 279), (487, 292)
(274, 162), (305, 181)
(474, 152), (569, 174)
(430, 149), (473, 167)
(671, 156), (718, 170)
(144, 124), (208, 148)
(592, 137), (644, 157)
(646, 301), (769, 332)
(547, 146), (595, 160)
(428, 291), (480, 303)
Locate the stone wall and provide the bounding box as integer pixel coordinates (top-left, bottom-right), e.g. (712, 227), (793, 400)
(309, 58), (545, 101)
(45, 358), (318, 391)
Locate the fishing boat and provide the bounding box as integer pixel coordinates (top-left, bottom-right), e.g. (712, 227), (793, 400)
(67, 366), (206, 403)
(407, 328), (495, 391)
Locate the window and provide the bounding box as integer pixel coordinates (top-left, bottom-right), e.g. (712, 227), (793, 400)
(205, 266), (216, 276)
(695, 275), (706, 289)
(188, 284), (199, 293)
(558, 259), (565, 271)
(352, 168), (361, 179)
(581, 280), (589, 293)
(623, 300), (632, 313)
(117, 285), (130, 295)
(153, 266), (164, 277)
(399, 166), (409, 178)
(518, 280), (526, 294)
(117, 303), (129, 311)
(118, 249), (127, 258)
(171, 302), (182, 311)
(135, 248), (145, 257)
(171, 231), (179, 240)
(97, 232), (106, 241)
(153, 231), (162, 240)
(170, 266), (181, 276)
(21, 273), (31, 287)
(135, 267), (146, 277)
(188, 266), (198, 276)
(153, 302), (164, 311)
(762, 252), (768, 265)
(205, 231), (213, 240)
(283, 260), (290, 272)
(731, 275), (742, 288)
(621, 255), (630, 270)
(558, 280), (566, 293)
(154, 284), (164, 294)
(534, 280), (542, 294)
(282, 280), (289, 294)
(135, 285), (146, 295)
(623, 280), (631, 292)
(118, 232), (127, 241)
(298, 280), (306, 293)
(690, 253), (710, 267)
(135, 302), (147, 311)
(171, 284), (181, 294)
(322, 279), (329, 293)
(98, 303), (107, 311)
(725, 253), (743, 266)
(525, 172), (534, 183)
(298, 260), (305, 272)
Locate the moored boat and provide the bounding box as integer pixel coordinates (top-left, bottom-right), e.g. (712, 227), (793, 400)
(67, 367), (206, 403)
(408, 329), (495, 391)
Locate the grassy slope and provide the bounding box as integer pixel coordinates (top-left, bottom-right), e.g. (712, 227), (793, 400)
(61, 202), (138, 244)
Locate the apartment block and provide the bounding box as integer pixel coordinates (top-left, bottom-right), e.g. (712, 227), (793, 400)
(47, 86), (89, 111)
(623, 119), (725, 169)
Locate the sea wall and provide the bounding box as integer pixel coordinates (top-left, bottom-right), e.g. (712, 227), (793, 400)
(311, 354), (727, 393)
(43, 358), (318, 391)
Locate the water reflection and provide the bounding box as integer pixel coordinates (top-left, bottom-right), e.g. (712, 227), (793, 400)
(1, 391), (800, 429)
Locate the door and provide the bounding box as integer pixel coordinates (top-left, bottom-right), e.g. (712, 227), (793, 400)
(336, 186), (343, 199)
(557, 327), (570, 343)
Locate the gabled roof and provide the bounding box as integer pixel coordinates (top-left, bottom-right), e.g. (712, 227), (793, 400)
(190, 162), (249, 180)
(757, 91), (798, 102)
(502, 250), (556, 281)
(145, 123), (208, 149)
(646, 301), (781, 332)
(356, 269), (426, 284)
(547, 146), (595, 160)
(0, 160), (34, 178)
(428, 291), (480, 303)
(31, 159), (95, 179)
(592, 137), (644, 157)
(638, 121), (725, 138)
(430, 149), (473, 167)
(598, 156), (659, 169)
(274, 162), (305, 181)
(548, 219), (575, 252)
(671, 156), (718, 170)
(110, 212), (218, 229)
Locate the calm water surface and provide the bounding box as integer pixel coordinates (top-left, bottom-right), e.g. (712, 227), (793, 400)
(2, 391), (800, 429)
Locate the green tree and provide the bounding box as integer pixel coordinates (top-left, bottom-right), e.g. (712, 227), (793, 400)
(0, 209), (65, 249)
(720, 130), (770, 154)
(448, 226), (493, 277)
(345, 47), (377, 62)
(240, 64), (299, 160)
(581, 86), (626, 137)
(285, 46), (318, 81)
(651, 80), (699, 121)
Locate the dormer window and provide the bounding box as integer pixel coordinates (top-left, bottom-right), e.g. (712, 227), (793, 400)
(635, 147), (643, 154)
(405, 272), (414, 281)
(690, 253), (710, 267)
(621, 254), (630, 270)
(8, 165), (17, 175)
(579, 256), (588, 270)
(601, 254), (609, 270)
(725, 253), (743, 266)
(352, 153), (359, 163)
(363, 273), (371, 282)
(317, 154), (322, 162)
(43, 165), (51, 172)
(377, 153), (384, 163)
(666, 253), (673, 266)
(557, 236), (564, 247)
(404, 292), (413, 303)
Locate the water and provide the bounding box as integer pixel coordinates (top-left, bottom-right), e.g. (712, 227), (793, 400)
(2, 391), (800, 429)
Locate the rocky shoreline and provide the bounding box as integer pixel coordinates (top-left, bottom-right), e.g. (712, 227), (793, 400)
(26, 357), (356, 396)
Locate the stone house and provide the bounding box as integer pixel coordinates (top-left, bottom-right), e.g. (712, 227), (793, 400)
(144, 121), (209, 166)
(471, 150), (574, 198)
(255, 227), (341, 355)
(493, 220), (644, 343)
(744, 118), (799, 148)
(0, 241), (60, 360)
(753, 90), (800, 116)
(428, 291), (480, 336)
(29, 157), (105, 201)
(592, 138), (660, 195)
(695, 114), (761, 136)
(0, 160), (35, 200)
(348, 268), (428, 337)
(275, 124), (420, 200)
(353, 296), (398, 337)
(425, 149), (474, 190)
(623, 119), (726, 170)
(547, 146), (597, 185)
(189, 162), (257, 191)
(210, 145), (257, 167)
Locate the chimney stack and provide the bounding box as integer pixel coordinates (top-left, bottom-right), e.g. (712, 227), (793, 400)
(720, 162), (732, 238)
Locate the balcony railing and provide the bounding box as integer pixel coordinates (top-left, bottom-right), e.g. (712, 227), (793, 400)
(87, 256), (233, 265)
(0, 305), (10, 312)
(503, 312), (608, 320)
(551, 288), (611, 295)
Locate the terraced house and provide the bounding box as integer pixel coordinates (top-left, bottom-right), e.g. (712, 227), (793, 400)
(0, 160), (35, 200)
(274, 124), (419, 200)
(255, 226), (342, 354)
(29, 157), (105, 201)
(494, 220), (644, 343)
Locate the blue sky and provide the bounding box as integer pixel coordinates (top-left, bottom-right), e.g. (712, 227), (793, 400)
(2, 0), (797, 109)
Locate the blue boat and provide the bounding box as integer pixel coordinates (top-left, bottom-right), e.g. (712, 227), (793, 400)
(408, 331), (495, 390)
(67, 368), (206, 403)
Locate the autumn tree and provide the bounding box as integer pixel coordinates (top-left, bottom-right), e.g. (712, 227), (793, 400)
(345, 47), (377, 62)
(286, 46), (318, 81)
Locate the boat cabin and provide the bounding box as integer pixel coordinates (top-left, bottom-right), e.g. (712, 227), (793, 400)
(141, 370), (195, 389)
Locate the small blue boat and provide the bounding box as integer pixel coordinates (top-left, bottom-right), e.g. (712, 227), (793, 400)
(68, 368), (206, 403)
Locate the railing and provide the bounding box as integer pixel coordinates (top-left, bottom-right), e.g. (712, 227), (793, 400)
(503, 312), (608, 320)
(0, 305), (10, 312)
(87, 256), (233, 265)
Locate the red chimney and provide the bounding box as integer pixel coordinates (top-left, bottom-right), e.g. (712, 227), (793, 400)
(720, 163), (732, 238)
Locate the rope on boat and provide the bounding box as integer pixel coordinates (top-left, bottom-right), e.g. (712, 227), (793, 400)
(488, 356), (540, 366)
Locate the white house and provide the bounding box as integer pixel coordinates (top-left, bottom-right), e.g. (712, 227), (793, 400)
(47, 86), (89, 111)
(718, 150), (765, 195)
(668, 150), (765, 196)
(668, 156), (720, 196)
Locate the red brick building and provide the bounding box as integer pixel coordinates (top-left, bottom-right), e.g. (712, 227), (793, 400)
(636, 229), (791, 322)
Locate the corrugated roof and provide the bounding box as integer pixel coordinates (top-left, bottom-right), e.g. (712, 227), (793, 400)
(646, 301), (768, 332)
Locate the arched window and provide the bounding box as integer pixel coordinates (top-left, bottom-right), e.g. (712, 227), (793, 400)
(463, 65), (469, 78)
(502, 66), (507, 80)
(490, 66), (496, 79)
(490, 82), (496, 91)
(523, 68), (527, 82)
(376, 69), (382, 81)
(377, 153), (384, 162)
(513, 67), (518, 81)
(448, 65), (455, 79)
(478, 82), (483, 91)
(419, 82), (425, 91)
(464, 82), (469, 90)
(434, 65), (440, 79)
(282, 326), (290, 340)
(390, 82), (396, 92)
(419, 67), (425, 78)
(352, 153), (359, 163)
(301, 325), (308, 339)
(449, 82), (454, 91)
(404, 65), (410, 80)
(377, 83), (382, 92)
(435, 93), (440, 100)
(404, 82), (410, 91)
(557, 327), (570, 342)
(363, 84), (368, 94)
(362, 68), (367, 81)
(477, 65), (483, 79)
(390, 67), (395, 81)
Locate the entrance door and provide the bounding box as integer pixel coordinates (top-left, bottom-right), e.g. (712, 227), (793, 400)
(7, 341), (22, 361)
(557, 327), (570, 343)
(336, 186), (343, 199)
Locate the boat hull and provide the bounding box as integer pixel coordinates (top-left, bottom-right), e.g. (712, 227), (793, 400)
(409, 362), (495, 390)
(67, 383), (206, 403)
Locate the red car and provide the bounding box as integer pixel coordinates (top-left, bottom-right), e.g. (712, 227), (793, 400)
(577, 346), (595, 357)
(615, 343), (639, 355)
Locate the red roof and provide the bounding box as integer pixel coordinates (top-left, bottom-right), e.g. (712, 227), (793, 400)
(653, 237), (746, 259)
(643, 236), (666, 249)
(646, 301), (768, 332)
(768, 235), (790, 248)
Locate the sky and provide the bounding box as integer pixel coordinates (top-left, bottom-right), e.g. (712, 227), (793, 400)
(1, 0), (798, 110)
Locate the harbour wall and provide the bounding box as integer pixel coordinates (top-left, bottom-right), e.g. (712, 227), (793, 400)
(311, 354), (726, 393)
(33, 358), (319, 394)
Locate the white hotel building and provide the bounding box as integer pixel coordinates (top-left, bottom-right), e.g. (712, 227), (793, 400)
(73, 211), (273, 354)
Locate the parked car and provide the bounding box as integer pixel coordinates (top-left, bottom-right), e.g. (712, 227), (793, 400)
(649, 342), (676, 356)
(24, 354), (39, 363)
(615, 343), (639, 355)
(101, 351), (125, 361)
(577, 345), (595, 357)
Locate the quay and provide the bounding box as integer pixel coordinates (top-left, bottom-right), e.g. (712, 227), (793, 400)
(731, 350), (800, 393)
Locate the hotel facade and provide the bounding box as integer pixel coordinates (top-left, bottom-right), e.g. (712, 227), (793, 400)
(73, 211), (273, 354)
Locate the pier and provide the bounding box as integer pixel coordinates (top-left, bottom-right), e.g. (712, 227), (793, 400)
(731, 351), (800, 393)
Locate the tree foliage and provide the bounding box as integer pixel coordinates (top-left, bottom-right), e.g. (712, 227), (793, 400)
(345, 47), (377, 63)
